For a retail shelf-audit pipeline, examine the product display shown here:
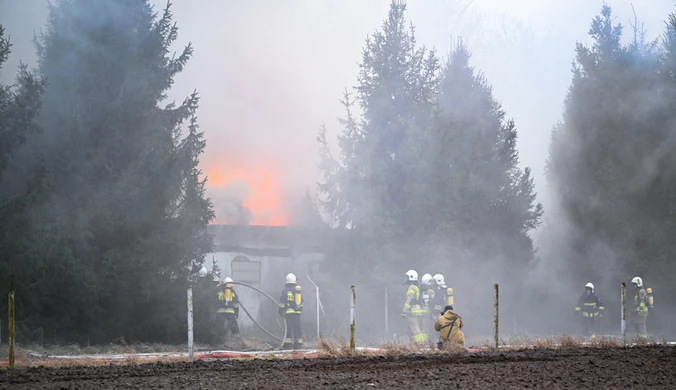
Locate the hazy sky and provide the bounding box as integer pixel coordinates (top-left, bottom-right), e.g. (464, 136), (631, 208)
(1, 0), (674, 224)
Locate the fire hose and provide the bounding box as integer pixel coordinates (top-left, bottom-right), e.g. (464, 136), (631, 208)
(230, 281), (287, 350)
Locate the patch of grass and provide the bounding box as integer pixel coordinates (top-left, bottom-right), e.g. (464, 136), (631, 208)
(589, 336), (621, 348)
(380, 341), (421, 356)
(558, 334), (583, 349)
(316, 337), (354, 357)
(534, 337), (555, 350)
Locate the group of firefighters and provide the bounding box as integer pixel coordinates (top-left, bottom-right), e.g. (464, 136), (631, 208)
(200, 268), (305, 350)
(204, 267), (463, 351)
(402, 269), (465, 349)
(202, 266), (656, 351)
(575, 276), (655, 340)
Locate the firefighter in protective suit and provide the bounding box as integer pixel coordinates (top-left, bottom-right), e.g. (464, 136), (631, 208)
(631, 276), (654, 340)
(217, 277), (244, 347)
(574, 282), (604, 337)
(431, 274), (454, 317)
(401, 270), (427, 346)
(279, 273), (304, 349)
(420, 273), (434, 342)
(435, 305), (465, 349)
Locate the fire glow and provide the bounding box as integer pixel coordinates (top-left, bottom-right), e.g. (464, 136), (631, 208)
(206, 166), (289, 226)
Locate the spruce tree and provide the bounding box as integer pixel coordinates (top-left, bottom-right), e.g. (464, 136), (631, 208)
(317, 1), (439, 280)
(0, 25), (46, 340)
(13, 0), (215, 343)
(546, 5), (663, 289)
(430, 40), (542, 277)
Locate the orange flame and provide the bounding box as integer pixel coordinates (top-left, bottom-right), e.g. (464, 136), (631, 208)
(206, 166), (289, 226)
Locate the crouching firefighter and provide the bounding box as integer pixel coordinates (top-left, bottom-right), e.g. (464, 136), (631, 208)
(217, 277), (244, 348)
(401, 270), (428, 346)
(279, 273), (304, 349)
(435, 305), (465, 350)
(574, 282), (604, 338)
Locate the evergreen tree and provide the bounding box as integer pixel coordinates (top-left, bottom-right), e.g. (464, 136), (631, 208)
(3, 0), (214, 343)
(317, 1), (440, 280)
(429, 40), (542, 280)
(546, 5), (664, 292)
(0, 25), (46, 341)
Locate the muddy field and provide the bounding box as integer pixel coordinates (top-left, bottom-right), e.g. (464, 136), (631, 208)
(1, 346), (674, 389)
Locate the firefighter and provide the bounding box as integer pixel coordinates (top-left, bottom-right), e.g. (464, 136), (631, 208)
(420, 273), (434, 342)
(431, 274), (454, 316)
(401, 270), (427, 346)
(631, 276), (653, 340)
(217, 277), (243, 348)
(279, 273), (304, 349)
(574, 282), (604, 337)
(435, 305), (465, 350)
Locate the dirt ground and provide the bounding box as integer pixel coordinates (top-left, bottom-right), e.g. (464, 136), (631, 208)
(1, 346), (674, 389)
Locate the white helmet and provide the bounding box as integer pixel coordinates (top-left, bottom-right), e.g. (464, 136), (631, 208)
(213, 274), (220, 283)
(585, 282), (594, 292)
(223, 277), (233, 283)
(405, 270), (418, 282)
(286, 273), (297, 284)
(433, 273), (446, 287)
(198, 267), (208, 277)
(631, 277), (643, 287)
(421, 273), (432, 286)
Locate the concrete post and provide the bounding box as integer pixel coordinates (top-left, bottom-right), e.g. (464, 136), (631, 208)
(493, 283), (499, 350)
(350, 285), (356, 352)
(187, 287), (194, 363)
(8, 289), (15, 368)
(621, 282), (626, 346)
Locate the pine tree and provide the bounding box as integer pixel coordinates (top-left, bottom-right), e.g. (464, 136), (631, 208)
(0, 25), (46, 340)
(429, 40), (542, 277)
(317, 1), (440, 280)
(546, 5), (663, 290)
(10, 0), (215, 343)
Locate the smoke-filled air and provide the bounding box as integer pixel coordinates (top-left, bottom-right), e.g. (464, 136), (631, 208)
(2, 0), (676, 377)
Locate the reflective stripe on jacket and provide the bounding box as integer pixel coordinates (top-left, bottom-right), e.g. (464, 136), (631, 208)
(403, 284), (425, 316)
(575, 293), (604, 318)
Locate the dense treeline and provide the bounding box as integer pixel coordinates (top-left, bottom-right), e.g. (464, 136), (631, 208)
(3, 0), (676, 345)
(0, 0), (213, 344)
(318, 1), (676, 337)
(317, 3), (541, 289)
(316, 1), (542, 337)
(544, 5), (676, 333)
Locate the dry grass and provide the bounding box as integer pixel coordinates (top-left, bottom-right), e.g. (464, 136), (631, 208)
(23, 342), (204, 357)
(558, 334), (583, 349)
(379, 340), (425, 355)
(588, 336), (621, 348)
(316, 337), (355, 357)
(315, 337), (452, 358)
(477, 334), (640, 351)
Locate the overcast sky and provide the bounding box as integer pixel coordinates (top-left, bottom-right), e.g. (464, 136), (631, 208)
(1, 0), (674, 224)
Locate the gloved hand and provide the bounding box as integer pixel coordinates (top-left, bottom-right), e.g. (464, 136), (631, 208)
(401, 312), (407, 318)
(598, 313), (603, 318)
(235, 314), (239, 320)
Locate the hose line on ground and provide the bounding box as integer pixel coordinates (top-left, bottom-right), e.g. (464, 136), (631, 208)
(231, 281), (287, 350)
(238, 300), (283, 343)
